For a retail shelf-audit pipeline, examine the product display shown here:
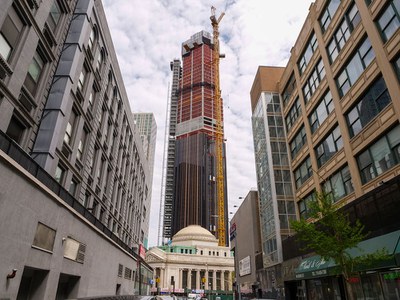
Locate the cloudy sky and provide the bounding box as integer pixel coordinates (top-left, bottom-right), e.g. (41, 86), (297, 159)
(102, 0), (314, 247)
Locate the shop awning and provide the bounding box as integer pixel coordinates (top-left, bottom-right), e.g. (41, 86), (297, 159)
(295, 255), (338, 279)
(295, 230), (400, 280)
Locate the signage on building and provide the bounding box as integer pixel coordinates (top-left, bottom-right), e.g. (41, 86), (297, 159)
(239, 255), (251, 276)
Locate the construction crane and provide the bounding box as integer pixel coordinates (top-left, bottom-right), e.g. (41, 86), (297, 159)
(210, 6), (226, 246)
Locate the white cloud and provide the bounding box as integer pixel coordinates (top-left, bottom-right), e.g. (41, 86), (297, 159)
(102, 0), (313, 247)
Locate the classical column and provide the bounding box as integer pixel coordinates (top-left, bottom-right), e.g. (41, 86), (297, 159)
(205, 267), (209, 291)
(196, 269), (200, 289)
(221, 271), (225, 291)
(179, 268), (183, 289)
(211, 270), (216, 290)
(161, 268), (165, 289)
(188, 269), (192, 290)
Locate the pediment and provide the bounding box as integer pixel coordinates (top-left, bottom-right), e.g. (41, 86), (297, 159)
(145, 253), (165, 263)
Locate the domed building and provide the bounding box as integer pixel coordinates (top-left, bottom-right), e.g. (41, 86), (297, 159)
(145, 225), (234, 297)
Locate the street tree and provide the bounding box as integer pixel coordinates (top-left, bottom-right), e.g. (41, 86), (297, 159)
(290, 191), (390, 283)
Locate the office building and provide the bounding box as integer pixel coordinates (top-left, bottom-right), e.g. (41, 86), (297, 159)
(0, 0), (152, 298)
(146, 225), (234, 296)
(251, 0), (400, 298)
(166, 31), (229, 244)
(134, 112), (157, 183)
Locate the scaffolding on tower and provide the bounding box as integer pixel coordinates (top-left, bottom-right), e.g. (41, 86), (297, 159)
(210, 6), (226, 246)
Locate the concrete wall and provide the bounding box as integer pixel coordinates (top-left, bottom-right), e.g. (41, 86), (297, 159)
(0, 151), (140, 299)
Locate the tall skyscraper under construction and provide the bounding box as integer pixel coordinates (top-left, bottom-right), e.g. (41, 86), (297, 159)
(163, 31), (228, 245)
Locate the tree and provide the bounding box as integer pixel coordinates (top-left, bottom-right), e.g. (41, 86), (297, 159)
(291, 191), (390, 283)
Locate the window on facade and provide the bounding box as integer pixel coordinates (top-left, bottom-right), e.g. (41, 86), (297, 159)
(357, 125), (400, 184)
(282, 73), (296, 106)
(32, 222), (56, 252)
(298, 192), (316, 219)
(46, 0), (61, 33)
(336, 37), (375, 97)
(309, 90), (334, 133)
(55, 164), (65, 183)
(377, 0), (400, 43)
(285, 97), (301, 132)
(298, 32), (318, 75)
(302, 59), (325, 103)
(64, 110), (77, 145)
(315, 125), (343, 167)
(6, 115), (26, 144)
(294, 156), (313, 188)
(327, 2), (361, 63)
(365, 0), (372, 5)
(88, 27), (96, 51)
(320, 0), (341, 33)
(95, 49), (104, 73)
(394, 55), (400, 81)
(69, 178), (78, 196)
(290, 125), (307, 159)
(323, 165), (354, 201)
(24, 50), (46, 95)
(78, 68), (87, 91)
(0, 6), (24, 61)
(346, 76), (391, 137)
(77, 128), (87, 161)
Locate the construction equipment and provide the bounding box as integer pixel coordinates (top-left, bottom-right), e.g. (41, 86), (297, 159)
(210, 6), (226, 246)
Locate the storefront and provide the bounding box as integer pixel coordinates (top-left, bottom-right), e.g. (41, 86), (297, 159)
(292, 230), (400, 299)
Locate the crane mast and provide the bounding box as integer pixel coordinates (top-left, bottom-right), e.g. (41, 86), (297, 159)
(210, 6), (225, 246)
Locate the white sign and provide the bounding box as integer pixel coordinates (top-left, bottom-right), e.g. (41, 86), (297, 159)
(239, 255), (251, 276)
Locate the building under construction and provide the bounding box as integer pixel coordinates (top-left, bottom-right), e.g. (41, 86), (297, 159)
(164, 30), (229, 245)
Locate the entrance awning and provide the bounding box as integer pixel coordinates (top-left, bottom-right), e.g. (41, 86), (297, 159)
(295, 230), (400, 280)
(295, 256), (337, 279)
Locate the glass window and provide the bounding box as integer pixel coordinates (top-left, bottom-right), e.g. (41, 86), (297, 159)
(320, 0), (341, 32)
(55, 164), (65, 183)
(298, 32), (318, 75)
(285, 97), (301, 132)
(298, 192), (316, 219)
(336, 37), (375, 97)
(323, 165), (353, 201)
(24, 50), (45, 95)
(47, 1), (61, 32)
(88, 27), (96, 51)
(377, 0), (400, 42)
(357, 125), (400, 183)
(0, 6), (24, 61)
(345, 76), (391, 137)
(394, 55), (400, 80)
(282, 73), (296, 106)
(6, 115), (26, 144)
(64, 110), (77, 145)
(309, 90), (334, 133)
(302, 59), (326, 102)
(315, 125), (343, 167)
(290, 125), (307, 159)
(294, 157), (313, 188)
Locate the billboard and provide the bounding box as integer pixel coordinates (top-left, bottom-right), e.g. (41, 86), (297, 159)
(239, 256), (251, 276)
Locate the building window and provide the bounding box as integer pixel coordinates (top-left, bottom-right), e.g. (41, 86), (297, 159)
(78, 67), (87, 92)
(285, 97), (301, 132)
(290, 125), (307, 159)
(394, 55), (400, 81)
(24, 49), (46, 95)
(294, 156), (313, 188)
(95, 48), (104, 73)
(298, 32), (318, 75)
(77, 128), (87, 161)
(376, 0), (400, 43)
(282, 73), (296, 106)
(55, 164), (65, 183)
(320, 0), (342, 33)
(46, 0), (62, 33)
(323, 165), (353, 201)
(88, 26), (96, 51)
(32, 222), (56, 252)
(357, 125), (400, 184)
(302, 59), (325, 103)
(298, 192), (316, 219)
(346, 76), (391, 137)
(308, 90), (334, 133)
(64, 109), (77, 145)
(0, 5), (24, 61)
(327, 2), (361, 63)
(69, 178), (78, 196)
(315, 125), (343, 167)
(6, 115), (26, 144)
(336, 37), (375, 97)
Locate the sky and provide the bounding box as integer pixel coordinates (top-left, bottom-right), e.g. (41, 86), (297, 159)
(102, 0), (314, 248)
